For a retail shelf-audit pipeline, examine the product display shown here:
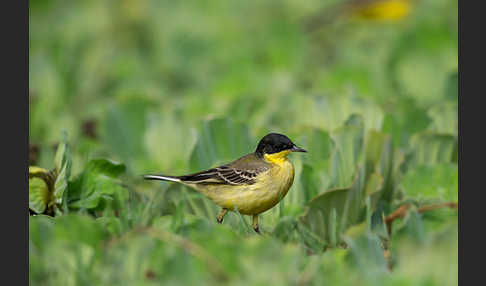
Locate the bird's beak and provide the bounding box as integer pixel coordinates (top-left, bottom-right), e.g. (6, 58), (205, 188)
(291, 145), (307, 153)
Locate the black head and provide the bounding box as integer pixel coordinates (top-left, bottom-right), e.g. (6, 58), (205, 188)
(255, 133), (307, 157)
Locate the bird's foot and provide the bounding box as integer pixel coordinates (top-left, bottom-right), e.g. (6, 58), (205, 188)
(252, 215), (261, 235)
(253, 225), (261, 234)
(216, 208), (228, 224)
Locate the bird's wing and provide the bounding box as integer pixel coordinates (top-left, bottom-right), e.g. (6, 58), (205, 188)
(178, 153), (270, 185)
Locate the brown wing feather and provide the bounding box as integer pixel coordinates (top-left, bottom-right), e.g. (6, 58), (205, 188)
(178, 153), (270, 185)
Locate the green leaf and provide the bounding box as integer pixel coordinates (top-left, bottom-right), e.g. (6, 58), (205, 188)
(53, 133), (72, 208)
(68, 159), (127, 210)
(297, 128), (331, 172)
(364, 173), (384, 197)
(300, 164), (322, 203)
(364, 131), (391, 176)
(401, 163), (458, 202)
(329, 124), (364, 188)
(408, 132), (456, 167)
(395, 210), (426, 244)
(300, 95), (384, 132)
(272, 216), (298, 243)
(82, 158), (126, 177)
(29, 177), (50, 214)
(298, 128), (332, 202)
(345, 232), (387, 269)
(345, 222), (367, 240)
(299, 166), (367, 249)
(189, 118), (253, 171)
(427, 101), (457, 136)
(382, 97), (431, 147)
(53, 164), (69, 206)
(369, 204), (389, 239)
(364, 130), (401, 203)
(299, 122), (369, 248)
(96, 217), (122, 236)
(54, 133), (66, 172)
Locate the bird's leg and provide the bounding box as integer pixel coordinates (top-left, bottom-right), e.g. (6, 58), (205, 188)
(252, 215), (261, 234)
(216, 208), (228, 224)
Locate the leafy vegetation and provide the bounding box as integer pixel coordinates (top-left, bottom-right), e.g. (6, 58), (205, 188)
(30, 0), (457, 285)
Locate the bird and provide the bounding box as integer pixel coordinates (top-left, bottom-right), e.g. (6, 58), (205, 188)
(144, 133), (307, 233)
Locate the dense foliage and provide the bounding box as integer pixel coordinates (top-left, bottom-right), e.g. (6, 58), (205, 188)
(29, 0), (457, 285)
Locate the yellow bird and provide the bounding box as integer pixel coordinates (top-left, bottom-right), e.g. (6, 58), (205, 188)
(144, 133), (307, 233)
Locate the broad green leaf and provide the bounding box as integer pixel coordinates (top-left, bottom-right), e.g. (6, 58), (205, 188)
(382, 97), (431, 147)
(299, 166), (367, 249)
(302, 95), (383, 132)
(401, 163), (458, 202)
(68, 159), (127, 210)
(81, 158), (126, 177)
(427, 101), (458, 136)
(298, 128), (332, 203)
(345, 222), (367, 240)
(345, 232), (387, 269)
(364, 173), (383, 197)
(297, 128), (331, 171)
(408, 132), (456, 167)
(96, 217), (122, 236)
(364, 131), (391, 175)
(329, 124), (364, 188)
(300, 164), (322, 203)
(272, 216), (298, 243)
(29, 177), (50, 214)
(369, 202), (389, 239)
(420, 207), (458, 240)
(395, 210), (426, 244)
(364, 130), (401, 203)
(189, 118), (253, 171)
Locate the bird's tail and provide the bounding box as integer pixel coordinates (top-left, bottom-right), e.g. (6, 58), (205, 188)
(143, 174), (181, 183)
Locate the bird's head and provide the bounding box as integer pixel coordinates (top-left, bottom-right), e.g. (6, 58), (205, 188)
(255, 133), (307, 163)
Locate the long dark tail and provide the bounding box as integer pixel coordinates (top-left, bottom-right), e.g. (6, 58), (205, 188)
(143, 174), (181, 183)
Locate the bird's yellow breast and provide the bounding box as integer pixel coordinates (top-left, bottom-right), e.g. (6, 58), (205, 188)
(194, 150), (295, 215)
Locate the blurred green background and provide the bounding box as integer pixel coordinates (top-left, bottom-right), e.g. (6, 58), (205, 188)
(29, 0), (457, 285)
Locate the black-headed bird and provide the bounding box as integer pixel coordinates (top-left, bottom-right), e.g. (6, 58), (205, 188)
(144, 133), (307, 233)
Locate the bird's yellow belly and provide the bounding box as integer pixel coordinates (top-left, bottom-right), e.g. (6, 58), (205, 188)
(197, 160), (295, 215)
